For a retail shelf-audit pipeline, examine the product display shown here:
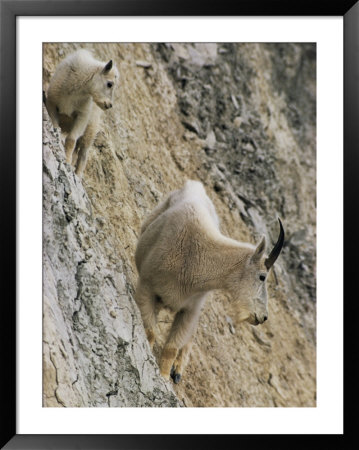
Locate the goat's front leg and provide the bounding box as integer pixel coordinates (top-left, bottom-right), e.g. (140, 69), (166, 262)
(74, 121), (99, 176)
(64, 112), (89, 164)
(74, 107), (101, 175)
(160, 300), (204, 381)
(170, 341), (193, 384)
(64, 135), (77, 165)
(134, 280), (157, 350)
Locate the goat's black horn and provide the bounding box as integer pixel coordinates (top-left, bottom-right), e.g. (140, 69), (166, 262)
(265, 218), (285, 270)
(103, 59), (113, 72)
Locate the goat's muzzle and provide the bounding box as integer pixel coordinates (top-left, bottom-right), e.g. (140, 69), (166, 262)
(253, 313), (268, 325)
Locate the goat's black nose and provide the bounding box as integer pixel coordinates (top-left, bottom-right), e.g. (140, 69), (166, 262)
(263, 315), (268, 322)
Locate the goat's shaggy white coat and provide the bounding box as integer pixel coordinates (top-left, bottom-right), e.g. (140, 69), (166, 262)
(45, 49), (119, 175)
(135, 180), (280, 382)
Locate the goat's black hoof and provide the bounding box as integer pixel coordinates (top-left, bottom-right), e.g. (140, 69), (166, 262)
(170, 366), (182, 384)
(173, 373), (181, 384)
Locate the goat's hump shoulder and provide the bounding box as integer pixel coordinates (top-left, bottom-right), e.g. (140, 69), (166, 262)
(183, 179), (206, 195)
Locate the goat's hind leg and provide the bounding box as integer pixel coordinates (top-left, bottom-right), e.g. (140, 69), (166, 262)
(45, 99), (60, 129)
(134, 280), (157, 350)
(71, 140), (81, 167)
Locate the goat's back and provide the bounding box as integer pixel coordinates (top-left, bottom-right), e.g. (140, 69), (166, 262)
(135, 180), (220, 276)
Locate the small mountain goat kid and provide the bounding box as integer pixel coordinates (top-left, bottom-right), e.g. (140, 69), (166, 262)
(45, 49), (119, 176)
(135, 180), (284, 383)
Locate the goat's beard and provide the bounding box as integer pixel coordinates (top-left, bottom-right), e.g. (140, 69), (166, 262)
(246, 314), (260, 326)
(227, 295), (253, 326)
(233, 307), (253, 326)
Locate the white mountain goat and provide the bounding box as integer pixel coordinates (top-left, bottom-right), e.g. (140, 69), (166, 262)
(135, 180), (284, 383)
(44, 49), (119, 176)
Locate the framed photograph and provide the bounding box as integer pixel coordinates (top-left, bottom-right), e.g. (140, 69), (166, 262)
(1, 0), (356, 448)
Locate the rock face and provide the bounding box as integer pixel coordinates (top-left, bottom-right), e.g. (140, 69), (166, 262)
(43, 118), (180, 407)
(43, 43), (316, 407)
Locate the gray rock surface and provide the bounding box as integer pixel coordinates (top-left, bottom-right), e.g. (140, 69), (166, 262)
(43, 117), (180, 407)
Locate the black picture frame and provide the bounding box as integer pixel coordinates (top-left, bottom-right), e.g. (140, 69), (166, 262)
(1, 0), (357, 448)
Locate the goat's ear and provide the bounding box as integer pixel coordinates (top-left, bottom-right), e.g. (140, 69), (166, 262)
(103, 60), (113, 73)
(251, 236), (266, 263)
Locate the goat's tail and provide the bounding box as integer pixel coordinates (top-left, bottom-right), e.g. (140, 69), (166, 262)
(42, 90), (47, 106)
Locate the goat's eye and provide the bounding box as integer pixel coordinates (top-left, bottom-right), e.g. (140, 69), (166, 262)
(107, 82), (113, 88)
(259, 274), (266, 281)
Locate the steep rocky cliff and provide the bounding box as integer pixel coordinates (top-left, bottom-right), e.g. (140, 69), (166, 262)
(43, 42), (316, 407)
